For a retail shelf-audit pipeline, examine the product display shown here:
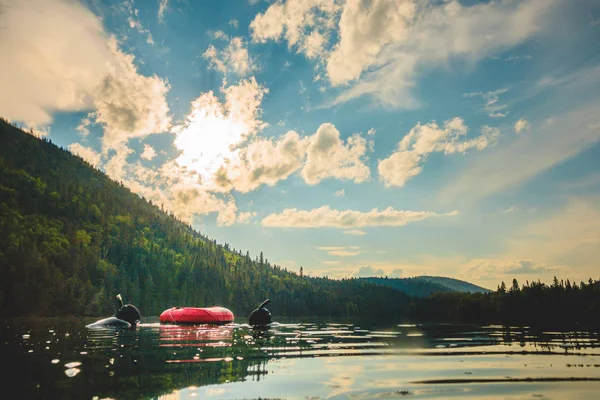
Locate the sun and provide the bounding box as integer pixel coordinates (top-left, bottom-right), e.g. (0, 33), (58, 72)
(173, 92), (248, 181)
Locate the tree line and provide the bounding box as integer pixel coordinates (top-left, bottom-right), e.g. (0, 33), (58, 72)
(1, 118), (599, 328)
(0, 118), (410, 320)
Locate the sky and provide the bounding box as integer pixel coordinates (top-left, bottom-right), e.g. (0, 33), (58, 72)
(1, 0), (600, 288)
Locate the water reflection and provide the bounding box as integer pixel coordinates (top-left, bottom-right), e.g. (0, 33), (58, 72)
(2, 318), (600, 399)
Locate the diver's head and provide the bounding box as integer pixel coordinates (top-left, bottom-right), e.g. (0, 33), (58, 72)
(249, 299), (272, 327)
(115, 304), (141, 326)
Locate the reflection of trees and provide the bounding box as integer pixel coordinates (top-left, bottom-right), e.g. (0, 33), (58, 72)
(72, 323), (318, 399)
(80, 325), (274, 399)
(10, 321), (272, 399)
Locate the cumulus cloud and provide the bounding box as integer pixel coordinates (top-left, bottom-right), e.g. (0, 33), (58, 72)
(140, 144), (157, 160)
(0, 0), (111, 126)
(0, 0), (171, 147)
(69, 143), (102, 167)
(352, 265), (385, 278)
(212, 130), (307, 192)
(514, 118), (529, 134)
(378, 118), (499, 187)
(262, 206), (458, 228)
(338, 0), (557, 106)
(302, 123), (371, 185)
(335, 189), (345, 197)
(110, 158), (249, 226)
(27, 126), (51, 138)
(213, 123), (371, 192)
(94, 39), (171, 149)
(204, 37), (257, 76)
(250, 0), (338, 59)
(327, 0), (415, 85)
(251, 0), (559, 107)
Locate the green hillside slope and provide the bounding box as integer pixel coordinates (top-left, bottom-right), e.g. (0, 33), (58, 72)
(411, 276), (490, 293)
(361, 276), (489, 297)
(0, 119), (412, 319)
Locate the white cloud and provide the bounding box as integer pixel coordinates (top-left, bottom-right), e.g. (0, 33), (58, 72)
(262, 206), (458, 228)
(140, 144), (157, 160)
(69, 143), (101, 167)
(27, 126), (50, 138)
(335, 189), (345, 197)
(236, 211), (256, 223)
(229, 19), (239, 28)
(317, 246), (361, 257)
(250, 0), (338, 52)
(212, 130), (308, 193)
(158, 0), (169, 22)
(367, 128), (376, 136)
(0, 0), (171, 148)
(514, 118), (529, 134)
(349, 265), (403, 278)
(322, 260), (341, 265)
(344, 229), (366, 236)
(327, 0), (415, 86)
(317, 246), (346, 251)
(213, 122), (371, 192)
(338, 0), (557, 106)
(352, 265), (385, 278)
(172, 78), (268, 183)
(465, 88), (509, 118)
(252, 0), (558, 108)
(204, 37), (257, 76)
(302, 123), (371, 185)
(378, 118), (499, 187)
(439, 100), (600, 205)
(329, 250), (361, 257)
(94, 38), (171, 149)
(76, 114), (94, 137)
(123, 0), (154, 45)
(104, 145), (134, 182)
(0, 0), (111, 127)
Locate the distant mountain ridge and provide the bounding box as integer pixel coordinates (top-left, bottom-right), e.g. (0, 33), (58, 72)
(361, 276), (490, 297)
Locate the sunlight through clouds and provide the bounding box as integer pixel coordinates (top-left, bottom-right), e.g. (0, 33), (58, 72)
(173, 78), (268, 182)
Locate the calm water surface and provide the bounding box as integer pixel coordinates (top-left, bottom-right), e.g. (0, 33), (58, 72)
(2, 317), (600, 399)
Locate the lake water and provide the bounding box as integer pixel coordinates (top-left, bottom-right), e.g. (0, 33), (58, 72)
(2, 317), (600, 399)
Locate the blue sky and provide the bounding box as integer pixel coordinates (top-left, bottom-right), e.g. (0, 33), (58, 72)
(1, 0), (600, 287)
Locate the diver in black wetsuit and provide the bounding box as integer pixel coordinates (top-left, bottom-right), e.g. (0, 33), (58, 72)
(86, 294), (141, 329)
(248, 299), (272, 328)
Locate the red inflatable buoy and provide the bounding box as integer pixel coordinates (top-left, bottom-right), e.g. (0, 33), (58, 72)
(159, 306), (234, 325)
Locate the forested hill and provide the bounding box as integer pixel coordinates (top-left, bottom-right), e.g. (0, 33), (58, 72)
(413, 276), (490, 293)
(361, 276), (490, 297)
(0, 119), (414, 319)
